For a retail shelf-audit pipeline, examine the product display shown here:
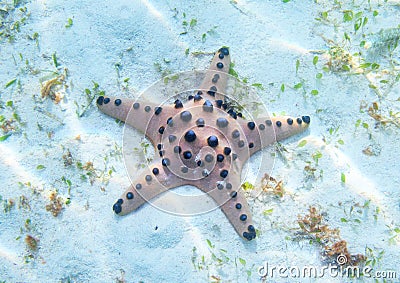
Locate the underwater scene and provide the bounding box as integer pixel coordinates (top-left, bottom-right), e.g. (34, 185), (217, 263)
(0, 0), (399, 282)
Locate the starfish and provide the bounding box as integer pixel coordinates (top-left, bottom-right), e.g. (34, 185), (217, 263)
(96, 47), (310, 241)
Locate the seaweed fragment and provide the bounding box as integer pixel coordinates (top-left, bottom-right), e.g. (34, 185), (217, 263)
(45, 191), (64, 217)
(368, 27), (400, 57)
(40, 73), (66, 104)
(296, 206), (366, 267)
(260, 173), (284, 198)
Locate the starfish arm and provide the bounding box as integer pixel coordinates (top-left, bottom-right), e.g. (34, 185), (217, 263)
(197, 48), (231, 101)
(237, 115), (310, 158)
(96, 96), (177, 143)
(195, 173), (257, 241)
(112, 159), (185, 216)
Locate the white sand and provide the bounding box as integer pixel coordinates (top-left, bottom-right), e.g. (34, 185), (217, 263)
(1, 0), (399, 282)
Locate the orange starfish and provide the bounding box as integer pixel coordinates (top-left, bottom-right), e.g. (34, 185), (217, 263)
(97, 48), (310, 240)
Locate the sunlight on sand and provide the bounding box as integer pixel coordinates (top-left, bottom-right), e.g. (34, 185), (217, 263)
(0, 243), (19, 265)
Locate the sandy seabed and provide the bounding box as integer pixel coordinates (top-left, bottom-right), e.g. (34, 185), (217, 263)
(0, 0), (399, 282)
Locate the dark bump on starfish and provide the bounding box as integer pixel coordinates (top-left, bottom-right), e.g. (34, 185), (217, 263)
(237, 113), (243, 118)
(126, 192), (134, 200)
(103, 97), (110, 104)
(154, 107), (162, 115)
(117, 198), (123, 204)
(217, 62), (224, 69)
(266, 119), (272, 126)
(247, 122), (256, 130)
(220, 47), (229, 55)
(240, 214), (247, 221)
(226, 183), (232, 190)
(158, 126), (165, 134)
(180, 111), (192, 122)
(249, 142), (254, 149)
(183, 151), (192, 159)
(203, 100), (213, 112)
(302, 116), (310, 124)
(184, 130), (196, 142)
(114, 99), (122, 106)
(216, 100), (223, 108)
(212, 74), (220, 83)
(207, 86), (217, 97)
(217, 183), (224, 190)
(157, 144), (162, 150)
(232, 129), (240, 139)
(205, 154), (214, 163)
(235, 203), (242, 209)
(223, 147), (231, 155)
(159, 150), (164, 157)
(207, 136), (219, 147)
(145, 105), (151, 112)
(96, 96), (104, 105)
(162, 158), (170, 166)
(248, 225), (255, 232)
(181, 166), (188, 173)
(287, 118), (293, 125)
(276, 121), (282, 127)
(222, 103), (228, 110)
(218, 53), (224, 59)
(197, 160), (202, 166)
(167, 117), (173, 127)
(297, 117), (302, 124)
(113, 202), (122, 214)
(243, 232), (255, 241)
(174, 145), (182, 154)
(188, 95), (194, 100)
(232, 153), (238, 160)
(194, 92), (202, 101)
(145, 175), (152, 182)
(238, 140), (245, 148)
(220, 169), (228, 178)
(135, 183), (142, 190)
(216, 117), (228, 128)
(196, 118), (205, 127)
(168, 135), (176, 143)
(228, 109), (237, 119)
(259, 124), (265, 130)
(174, 99), (183, 109)
(231, 191), (237, 198)
(248, 232), (256, 240)
(133, 102), (140, 109)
